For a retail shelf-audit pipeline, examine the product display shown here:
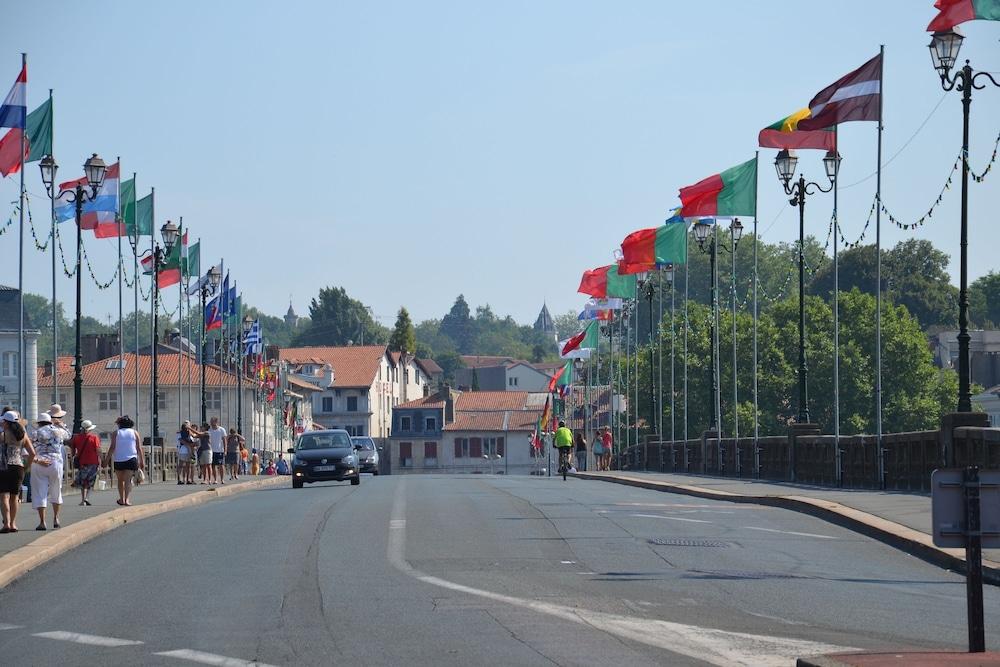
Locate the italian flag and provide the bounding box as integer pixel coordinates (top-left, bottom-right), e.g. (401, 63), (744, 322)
(679, 157), (756, 218)
(561, 320), (599, 357)
(620, 219), (687, 270)
(548, 361), (573, 393)
(577, 264), (638, 299)
(758, 108), (836, 151)
(928, 0), (1000, 30)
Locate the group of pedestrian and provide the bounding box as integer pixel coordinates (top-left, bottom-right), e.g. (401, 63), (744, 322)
(176, 417), (246, 486)
(568, 425), (614, 472)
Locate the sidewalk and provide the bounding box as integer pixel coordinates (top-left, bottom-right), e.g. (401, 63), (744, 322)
(0, 473), (285, 561)
(574, 470), (1000, 581)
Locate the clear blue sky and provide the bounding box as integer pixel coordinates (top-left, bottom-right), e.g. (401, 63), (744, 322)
(2, 1), (998, 329)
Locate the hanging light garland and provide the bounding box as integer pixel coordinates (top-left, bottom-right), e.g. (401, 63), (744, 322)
(968, 130), (1000, 183)
(53, 221), (77, 278)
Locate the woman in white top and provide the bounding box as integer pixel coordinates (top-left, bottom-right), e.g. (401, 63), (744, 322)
(107, 415), (144, 506)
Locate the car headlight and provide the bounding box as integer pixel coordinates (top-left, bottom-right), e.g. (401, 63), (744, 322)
(344, 455), (356, 465)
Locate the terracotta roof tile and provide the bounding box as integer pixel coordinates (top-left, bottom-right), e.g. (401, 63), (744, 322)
(460, 355), (520, 369)
(416, 358), (443, 375)
(396, 396), (446, 409)
(454, 391), (528, 411)
(443, 409), (542, 432)
(37, 352), (240, 388)
(279, 345), (386, 387)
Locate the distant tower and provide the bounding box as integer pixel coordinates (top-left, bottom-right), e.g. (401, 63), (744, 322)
(533, 302), (557, 344)
(284, 298), (299, 328)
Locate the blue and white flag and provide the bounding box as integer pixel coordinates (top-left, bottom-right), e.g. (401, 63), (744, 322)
(243, 319), (261, 357)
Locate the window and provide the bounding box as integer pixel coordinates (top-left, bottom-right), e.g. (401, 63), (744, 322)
(347, 396), (358, 412)
(157, 391), (168, 410)
(399, 442), (412, 468)
(484, 437), (504, 457)
(508, 377), (518, 387)
(321, 397), (333, 413)
(425, 417), (436, 431)
(470, 437), (482, 458)
(345, 425), (365, 436)
(424, 442), (437, 466)
(454, 438), (469, 458)
(99, 392), (120, 411)
(1, 351), (18, 378)
(400, 416), (411, 431)
(207, 391), (222, 410)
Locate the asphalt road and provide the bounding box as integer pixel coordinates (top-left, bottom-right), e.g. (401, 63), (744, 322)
(0, 474), (997, 666)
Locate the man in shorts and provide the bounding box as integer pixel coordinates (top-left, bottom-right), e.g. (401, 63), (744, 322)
(554, 420), (574, 470)
(225, 428), (245, 481)
(207, 418), (228, 485)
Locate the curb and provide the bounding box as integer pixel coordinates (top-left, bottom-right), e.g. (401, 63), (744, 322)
(573, 471), (1000, 586)
(0, 476), (287, 590)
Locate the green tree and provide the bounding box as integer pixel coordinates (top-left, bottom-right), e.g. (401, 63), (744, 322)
(440, 295), (475, 352)
(388, 307), (417, 354)
(292, 287), (386, 347)
(553, 310), (580, 340)
(969, 271), (1000, 328)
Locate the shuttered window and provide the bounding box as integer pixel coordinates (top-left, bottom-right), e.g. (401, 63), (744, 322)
(470, 438), (482, 458)
(399, 442), (412, 468)
(497, 437), (505, 457)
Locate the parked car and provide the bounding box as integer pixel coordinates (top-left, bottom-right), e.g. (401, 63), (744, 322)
(289, 429), (360, 489)
(351, 436), (380, 475)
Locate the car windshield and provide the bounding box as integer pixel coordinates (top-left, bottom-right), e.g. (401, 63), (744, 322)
(296, 432), (352, 450)
(352, 438), (375, 450)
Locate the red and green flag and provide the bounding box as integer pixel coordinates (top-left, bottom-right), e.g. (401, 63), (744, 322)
(620, 219), (687, 270)
(679, 157), (756, 218)
(0, 97), (52, 177)
(560, 320), (599, 357)
(548, 361), (573, 393)
(928, 0), (1000, 30)
(140, 236), (182, 288)
(758, 108), (836, 151)
(578, 264), (638, 298)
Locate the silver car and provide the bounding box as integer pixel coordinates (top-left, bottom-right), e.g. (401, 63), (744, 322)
(351, 436), (381, 475)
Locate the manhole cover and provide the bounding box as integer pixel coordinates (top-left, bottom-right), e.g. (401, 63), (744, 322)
(648, 538), (730, 548)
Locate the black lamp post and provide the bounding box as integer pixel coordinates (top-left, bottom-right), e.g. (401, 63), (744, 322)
(151, 221), (180, 471)
(199, 265), (222, 424)
(637, 271), (656, 434)
(928, 28), (999, 413)
(694, 220), (722, 468)
(729, 219), (743, 473)
(40, 154), (106, 434)
(774, 148), (840, 424)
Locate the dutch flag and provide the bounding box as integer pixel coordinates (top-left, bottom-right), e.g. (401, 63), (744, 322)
(0, 65), (26, 130)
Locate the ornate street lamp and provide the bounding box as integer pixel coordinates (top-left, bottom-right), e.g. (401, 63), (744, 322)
(774, 149), (838, 424)
(239, 314), (254, 437)
(928, 28), (999, 413)
(694, 218), (722, 472)
(40, 153), (107, 434)
(150, 220), (179, 480)
(729, 218), (743, 473)
(200, 264), (223, 424)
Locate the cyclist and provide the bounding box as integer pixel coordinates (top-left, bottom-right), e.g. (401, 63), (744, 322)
(554, 421), (574, 477)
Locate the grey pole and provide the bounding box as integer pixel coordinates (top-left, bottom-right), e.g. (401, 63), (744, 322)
(683, 227), (689, 447)
(753, 154), (760, 477)
(117, 157), (124, 420)
(713, 222), (722, 470)
(130, 174), (139, 424)
(17, 53), (26, 416)
(731, 220), (739, 454)
(875, 44), (885, 488)
(833, 128), (842, 485)
(657, 268), (663, 445)
(48, 89), (58, 407)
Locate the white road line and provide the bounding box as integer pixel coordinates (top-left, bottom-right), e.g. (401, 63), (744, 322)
(32, 631), (143, 647)
(155, 649), (278, 666)
(0, 623), (23, 630)
(387, 479), (855, 667)
(744, 526), (837, 540)
(630, 513), (712, 524)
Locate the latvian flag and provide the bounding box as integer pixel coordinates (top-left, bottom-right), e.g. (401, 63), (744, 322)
(797, 54), (882, 131)
(0, 64), (26, 130)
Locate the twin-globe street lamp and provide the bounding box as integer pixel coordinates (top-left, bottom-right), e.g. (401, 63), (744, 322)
(199, 265), (222, 425)
(39, 153), (107, 435)
(774, 148), (841, 424)
(928, 28), (999, 413)
(150, 220), (181, 478)
(239, 314), (254, 437)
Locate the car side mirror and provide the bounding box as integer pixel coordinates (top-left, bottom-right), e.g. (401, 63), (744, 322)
(286, 448), (295, 454)
(377, 446), (383, 451)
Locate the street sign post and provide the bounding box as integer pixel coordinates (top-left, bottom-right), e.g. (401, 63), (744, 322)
(931, 467), (1000, 653)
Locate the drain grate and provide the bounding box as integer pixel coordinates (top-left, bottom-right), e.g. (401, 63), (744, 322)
(648, 538), (730, 548)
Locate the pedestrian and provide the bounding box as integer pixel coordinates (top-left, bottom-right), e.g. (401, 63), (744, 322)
(69, 419), (101, 506)
(250, 448), (260, 476)
(275, 453), (289, 475)
(197, 423), (212, 484)
(264, 459), (276, 476)
(239, 440), (249, 476)
(176, 421), (202, 485)
(574, 431), (587, 472)
(48, 404), (70, 485)
(207, 417), (227, 485)
(107, 415), (144, 506)
(600, 426), (613, 471)
(225, 428), (244, 480)
(30, 413), (69, 530)
(0, 411), (34, 533)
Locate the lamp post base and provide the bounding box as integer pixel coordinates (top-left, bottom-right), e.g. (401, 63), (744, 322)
(788, 422), (821, 484)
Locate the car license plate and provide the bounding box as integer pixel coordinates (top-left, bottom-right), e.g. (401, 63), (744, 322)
(313, 465), (337, 472)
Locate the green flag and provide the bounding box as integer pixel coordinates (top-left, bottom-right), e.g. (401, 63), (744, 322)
(120, 178), (137, 237)
(185, 240), (200, 279)
(135, 192), (153, 236)
(25, 98), (52, 162)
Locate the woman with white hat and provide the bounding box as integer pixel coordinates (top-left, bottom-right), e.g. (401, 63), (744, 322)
(31, 412), (69, 530)
(69, 420), (101, 506)
(0, 410), (35, 533)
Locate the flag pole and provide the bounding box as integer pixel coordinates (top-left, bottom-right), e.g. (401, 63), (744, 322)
(49, 89), (58, 407)
(17, 53), (27, 417)
(833, 128), (841, 486)
(875, 44), (885, 489)
(177, 220), (184, 453)
(130, 173), (138, 426)
(753, 152), (760, 478)
(657, 267), (664, 448)
(149, 187), (155, 473)
(684, 225), (689, 454)
(633, 282), (639, 456)
(117, 157), (124, 415)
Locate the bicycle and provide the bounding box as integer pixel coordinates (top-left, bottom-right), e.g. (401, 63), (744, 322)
(556, 447), (573, 480)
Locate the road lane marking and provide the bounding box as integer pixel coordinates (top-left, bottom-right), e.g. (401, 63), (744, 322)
(33, 631), (143, 647)
(630, 513), (712, 523)
(744, 526), (837, 540)
(0, 623), (22, 630)
(387, 479), (856, 666)
(155, 649), (277, 666)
